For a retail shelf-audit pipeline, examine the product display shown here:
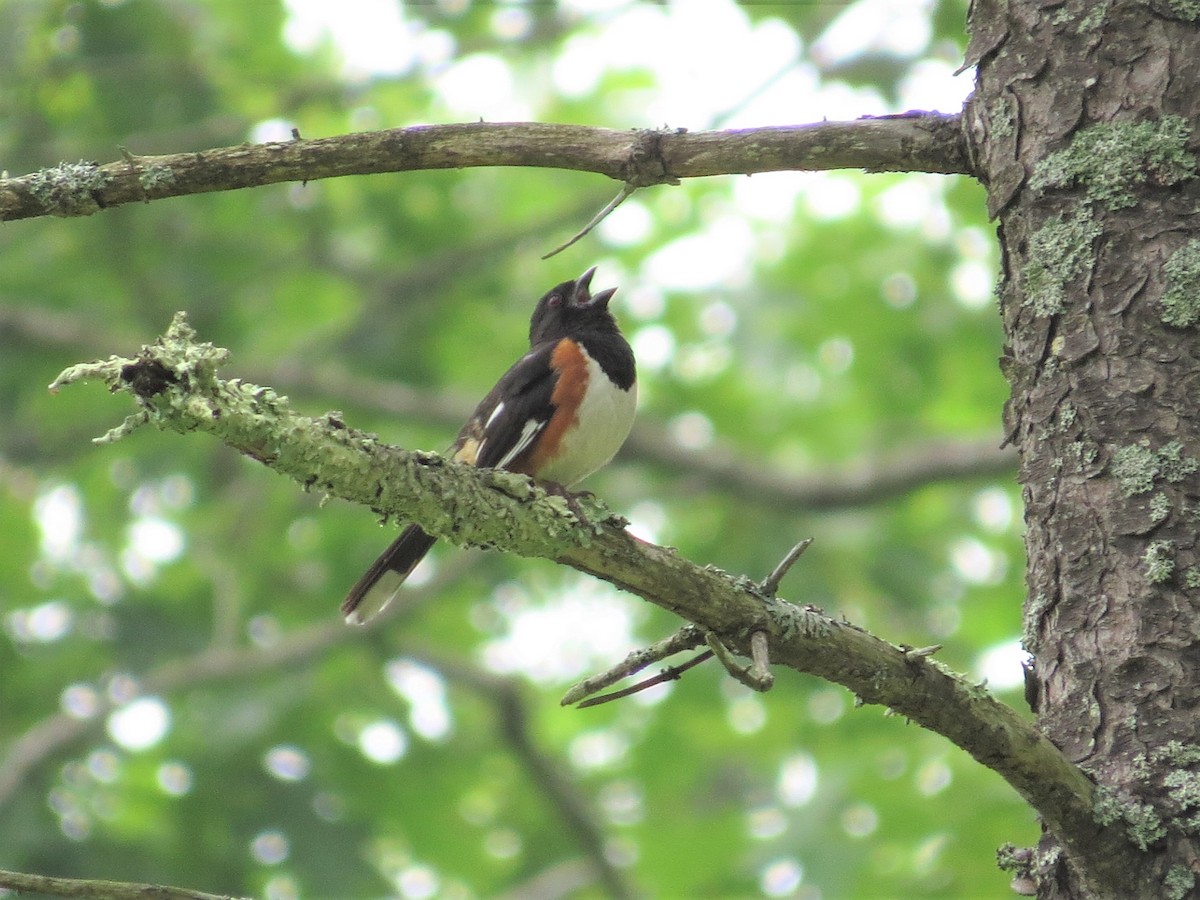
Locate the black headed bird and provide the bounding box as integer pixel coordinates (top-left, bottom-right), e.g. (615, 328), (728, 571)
(342, 266), (637, 623)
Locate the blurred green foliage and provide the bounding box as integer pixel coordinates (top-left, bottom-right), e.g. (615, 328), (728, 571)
(0, 2), (1033, 898)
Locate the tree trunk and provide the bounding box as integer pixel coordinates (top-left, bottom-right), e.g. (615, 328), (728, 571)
(967, 0), (1200, 896)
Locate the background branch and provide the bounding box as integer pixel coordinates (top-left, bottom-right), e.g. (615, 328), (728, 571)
(0, 115), (970, 223)
(0, 568), (627, 899)
(0, 868), (246, 900)
(0, 303), (1014, 511)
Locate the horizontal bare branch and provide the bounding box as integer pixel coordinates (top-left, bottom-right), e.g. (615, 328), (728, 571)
(0, 114), (971, 223)
(45, 312), (1109, 866)
(0, 867), (247, 900)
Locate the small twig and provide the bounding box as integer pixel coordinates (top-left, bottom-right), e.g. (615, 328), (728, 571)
(761, 537), (813, 597)
(749, 630), (773, 686)
(567, 539), (809, 707)
(706, 632), (774, 692)
(561, 624), (706, 706)
(903, 644), (943, 659)
(541, 183), (637, 259)
(576, 650), (714, 708)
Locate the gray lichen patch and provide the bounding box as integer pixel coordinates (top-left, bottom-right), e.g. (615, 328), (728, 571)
(1023, 592), (1051, 654)
(26, 160), (110, 217)
(1021, 208), (1102, 316)
(1110, 441), (1198, 497)
(1157, 441), (1198, 483)
(138, 164), (177, 193)
(1030, 117), (1195, 210)
(1111, 444), (1160, 496)
(1092, 787), (1167, 850)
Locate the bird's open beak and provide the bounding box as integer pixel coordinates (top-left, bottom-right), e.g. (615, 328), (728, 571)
(573, 266), (617, 307)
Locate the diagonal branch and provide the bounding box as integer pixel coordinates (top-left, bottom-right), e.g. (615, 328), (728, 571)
(409, 652), (636, 900)
(1, 114), (971, 223)
(44, 312), (1134, 880)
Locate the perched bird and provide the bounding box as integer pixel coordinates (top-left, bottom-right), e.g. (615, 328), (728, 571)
(342, 266), (637, 624)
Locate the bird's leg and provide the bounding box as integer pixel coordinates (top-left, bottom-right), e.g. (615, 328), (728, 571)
(539, 480), (592, 525)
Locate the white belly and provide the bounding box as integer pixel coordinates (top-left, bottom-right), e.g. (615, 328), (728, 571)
(539, 352), (637, 486)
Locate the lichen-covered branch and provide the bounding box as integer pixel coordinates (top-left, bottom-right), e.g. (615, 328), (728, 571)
(2, 114), (970, 222)
(50, 313), (1116, 869)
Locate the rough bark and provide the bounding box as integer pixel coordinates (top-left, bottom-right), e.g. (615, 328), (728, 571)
(966, 0), (1200, 896)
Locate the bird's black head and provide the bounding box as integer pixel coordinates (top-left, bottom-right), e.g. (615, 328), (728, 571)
(528, 266), (620, 347)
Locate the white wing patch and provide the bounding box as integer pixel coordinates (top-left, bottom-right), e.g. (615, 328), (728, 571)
(484, 401), (506, 430)
(495, 418), (546, 469)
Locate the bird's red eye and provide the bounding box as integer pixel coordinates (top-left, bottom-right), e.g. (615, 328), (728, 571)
(548, 293), (562, 307)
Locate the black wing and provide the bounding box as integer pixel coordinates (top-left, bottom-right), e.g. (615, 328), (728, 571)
(455, 342), (559, 472)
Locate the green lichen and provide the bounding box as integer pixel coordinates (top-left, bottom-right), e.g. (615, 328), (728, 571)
(1165, 865), (1196, 900)
(1065, 440), (1099, 473)
(1112, 443), (1160, 496)
(1057, 0), (1110, 30)
(1030, 117), (1195, 210)
(1145, 540), (1176, 584)
(1059, 401), (1078, 430)
(1093, 786), (1123, 826)
(1187, 568), (1200, 589)
(1166, 0), (1200, 21)
(775, 602), (832, 641)
(1150, 492), (1171, 524)
(1155, 741), (1200, 767)
(1022, 208), (1102, 316)
(1124, 798), (1167, 850)
(1165, 769), (1200, 815)
(991, 99), (1016, 140)
(1131, 752), (1151, 781)
(995, 843), (1032, 882)
(1078, 0), (1112, 30)
(1162, 240), (1200, 327)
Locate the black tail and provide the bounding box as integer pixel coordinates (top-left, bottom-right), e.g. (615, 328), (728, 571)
(341, 525), (438, 624)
